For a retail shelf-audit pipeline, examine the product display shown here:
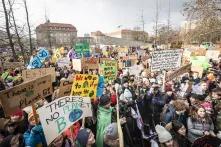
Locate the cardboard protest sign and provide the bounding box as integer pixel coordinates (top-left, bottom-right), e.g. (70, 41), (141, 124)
(59, 80), (73, 97)
(166, 64), (191, 82)
(0, 75), (52, 116)
(206, 50), (220, 60)
(22, 67), (56, 82)
(57, 57), (70, 68)
(37, 96), (92, 145)
(71, 74), (98, 99)
(81, 57), (99, 70)
(151, 49), (183, 72)
(99, 60), (117, 83)
(191, 66), (204, 78)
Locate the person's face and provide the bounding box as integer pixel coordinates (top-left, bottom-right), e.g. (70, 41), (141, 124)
(165, 139), (174, 147)
(87, 131), (95, 145)
(197, 108), (206, 118)
(7, 124), (17, 134)
(123, 82), (129, 88)
(53, 135), (64, 147)
(104, 102), (111, 109)
(178, 126), (186, 136)
(201, 83), (207, 91)
(190, 97), (196, 104)
(212, 92), (221, 100)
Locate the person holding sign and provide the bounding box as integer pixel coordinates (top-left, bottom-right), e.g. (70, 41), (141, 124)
(96, 94), (116, 147)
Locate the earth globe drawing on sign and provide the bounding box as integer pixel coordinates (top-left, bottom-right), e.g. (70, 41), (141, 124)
(69, 109), (83, 122)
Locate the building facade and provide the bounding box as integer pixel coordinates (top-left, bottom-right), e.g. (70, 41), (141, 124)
(36, 22), (77, 48)
(105, 29), (148, 42)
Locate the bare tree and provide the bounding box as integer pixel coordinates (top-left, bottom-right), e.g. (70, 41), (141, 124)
(8, 0), (26, 63)
(23, 0), (33, 54)
(2, 0), (17, 61)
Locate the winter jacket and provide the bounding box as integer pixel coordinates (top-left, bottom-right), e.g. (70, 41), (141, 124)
(162, 104), (188, 127)
(187, 117), (214, 143)
(23, 125), (47, 147)
(216, 111), (221, 131)
(173, 134), (190, 147)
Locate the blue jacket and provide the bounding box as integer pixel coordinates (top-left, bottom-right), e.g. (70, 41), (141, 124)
(23, 125), (47, 147)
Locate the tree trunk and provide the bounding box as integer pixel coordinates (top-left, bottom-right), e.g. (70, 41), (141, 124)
(8, 0), (26, 63)
(23, 0), (33, 55)
(2, 0), (17, 61)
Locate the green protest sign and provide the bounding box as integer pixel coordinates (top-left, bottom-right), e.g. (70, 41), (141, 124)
(99, 60), (118, 83)
(74, 42), (90, 57)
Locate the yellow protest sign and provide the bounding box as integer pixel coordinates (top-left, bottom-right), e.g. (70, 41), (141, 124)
(71, 74), (98, 99)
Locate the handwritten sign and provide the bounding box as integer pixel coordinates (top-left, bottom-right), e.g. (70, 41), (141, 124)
(81, 57), (99, 70)
(59, 80), (73, 97)
(71, 74), (98, 99)
(22, 67), (56, 82)
(0, 75), (52, 116)
(99, 60), (117, 83)
(151, 49), (183, 72)
(166, 64), (191, 81)
(38, 96), (92, 145)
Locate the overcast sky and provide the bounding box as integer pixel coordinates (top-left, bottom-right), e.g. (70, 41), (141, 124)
(10, 0), (187, 36)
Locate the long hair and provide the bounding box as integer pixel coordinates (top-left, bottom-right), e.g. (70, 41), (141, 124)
(190, 105), (212, 124)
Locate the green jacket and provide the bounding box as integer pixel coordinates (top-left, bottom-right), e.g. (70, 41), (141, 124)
(96, 106), (113, 147)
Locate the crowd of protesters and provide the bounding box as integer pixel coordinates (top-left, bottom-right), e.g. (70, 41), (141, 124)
(0, 48), (221, 147)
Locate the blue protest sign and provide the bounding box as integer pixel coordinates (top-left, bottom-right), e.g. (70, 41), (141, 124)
(37, 48), (50, 62)
(28, 56), (42, 69)
(96, 76), (105, 97)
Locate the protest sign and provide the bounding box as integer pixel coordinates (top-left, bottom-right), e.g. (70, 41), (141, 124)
(22, 67), (56, 82)
(37, 96), (92, 145)
(99, 60), (117, 83)
(96, 76), (104, 97)
(128, 64), (144, 76)
(206, 50), (220, 60)
(81, 57), (99, 70)
(52, 48), (62, 63)
(0, 75), (52, 116)
(37, 48), (50, 62)
(151, 49), (183, 72)
(72, 59), (82, 71)
(190, 56), (210, 70)
(166, 64), (191, 82)
(27, 56), (42, 69)
(75, 42), (90, 57)
(57, 57), (70, 68)
(191, 66), (204, 78)
(71, 74), (98, 99)
(191, 48), (206, 56)
(59, 80), (73, 97)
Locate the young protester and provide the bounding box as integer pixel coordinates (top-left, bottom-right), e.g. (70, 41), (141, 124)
(76, 128), (95, 147)
(187, 105), (216, 143)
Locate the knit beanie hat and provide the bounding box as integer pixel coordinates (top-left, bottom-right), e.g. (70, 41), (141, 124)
(155, 125), (172, 143)
(99, 94), (111, 106)
(76, 129), (90, 146)
(104, 123), (118, 140)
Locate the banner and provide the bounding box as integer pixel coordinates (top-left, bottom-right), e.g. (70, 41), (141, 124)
(38, 96), (92, 145)
(71, 74), (98, 99)
(22, 67), (56, 82)
(166, 64), (191, 82)
(57, 57), (70, 68)
(0, 75), (52, 116)
(59, 80), (73, 97)
(99, 60), (117, 83)
(151, 49), (183, 72)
